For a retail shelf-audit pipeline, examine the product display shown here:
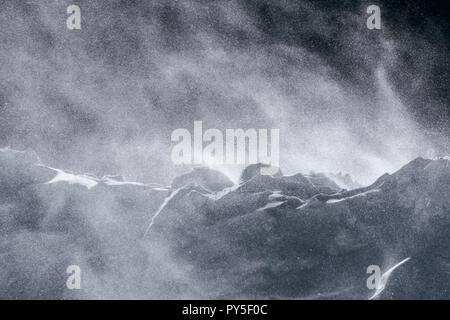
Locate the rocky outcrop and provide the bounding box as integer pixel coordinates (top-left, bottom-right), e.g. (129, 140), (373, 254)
(171, 167), (234, 192)
(0, 148), (448, 299)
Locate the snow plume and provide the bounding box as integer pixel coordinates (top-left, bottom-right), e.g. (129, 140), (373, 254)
(0, 0), (447, 185)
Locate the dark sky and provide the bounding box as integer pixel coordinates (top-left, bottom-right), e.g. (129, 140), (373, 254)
(0, 0), (448, 184)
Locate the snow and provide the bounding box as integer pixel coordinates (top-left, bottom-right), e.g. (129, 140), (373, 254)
(257, 201), (286, 211)
(42, 167), (167, 191)
(101, 176), (163, 188)
(326, 188), (381, 204)
(43, 167), (98, 189)
(369, 257), (411, 300)
(144, 187), (184, 235)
